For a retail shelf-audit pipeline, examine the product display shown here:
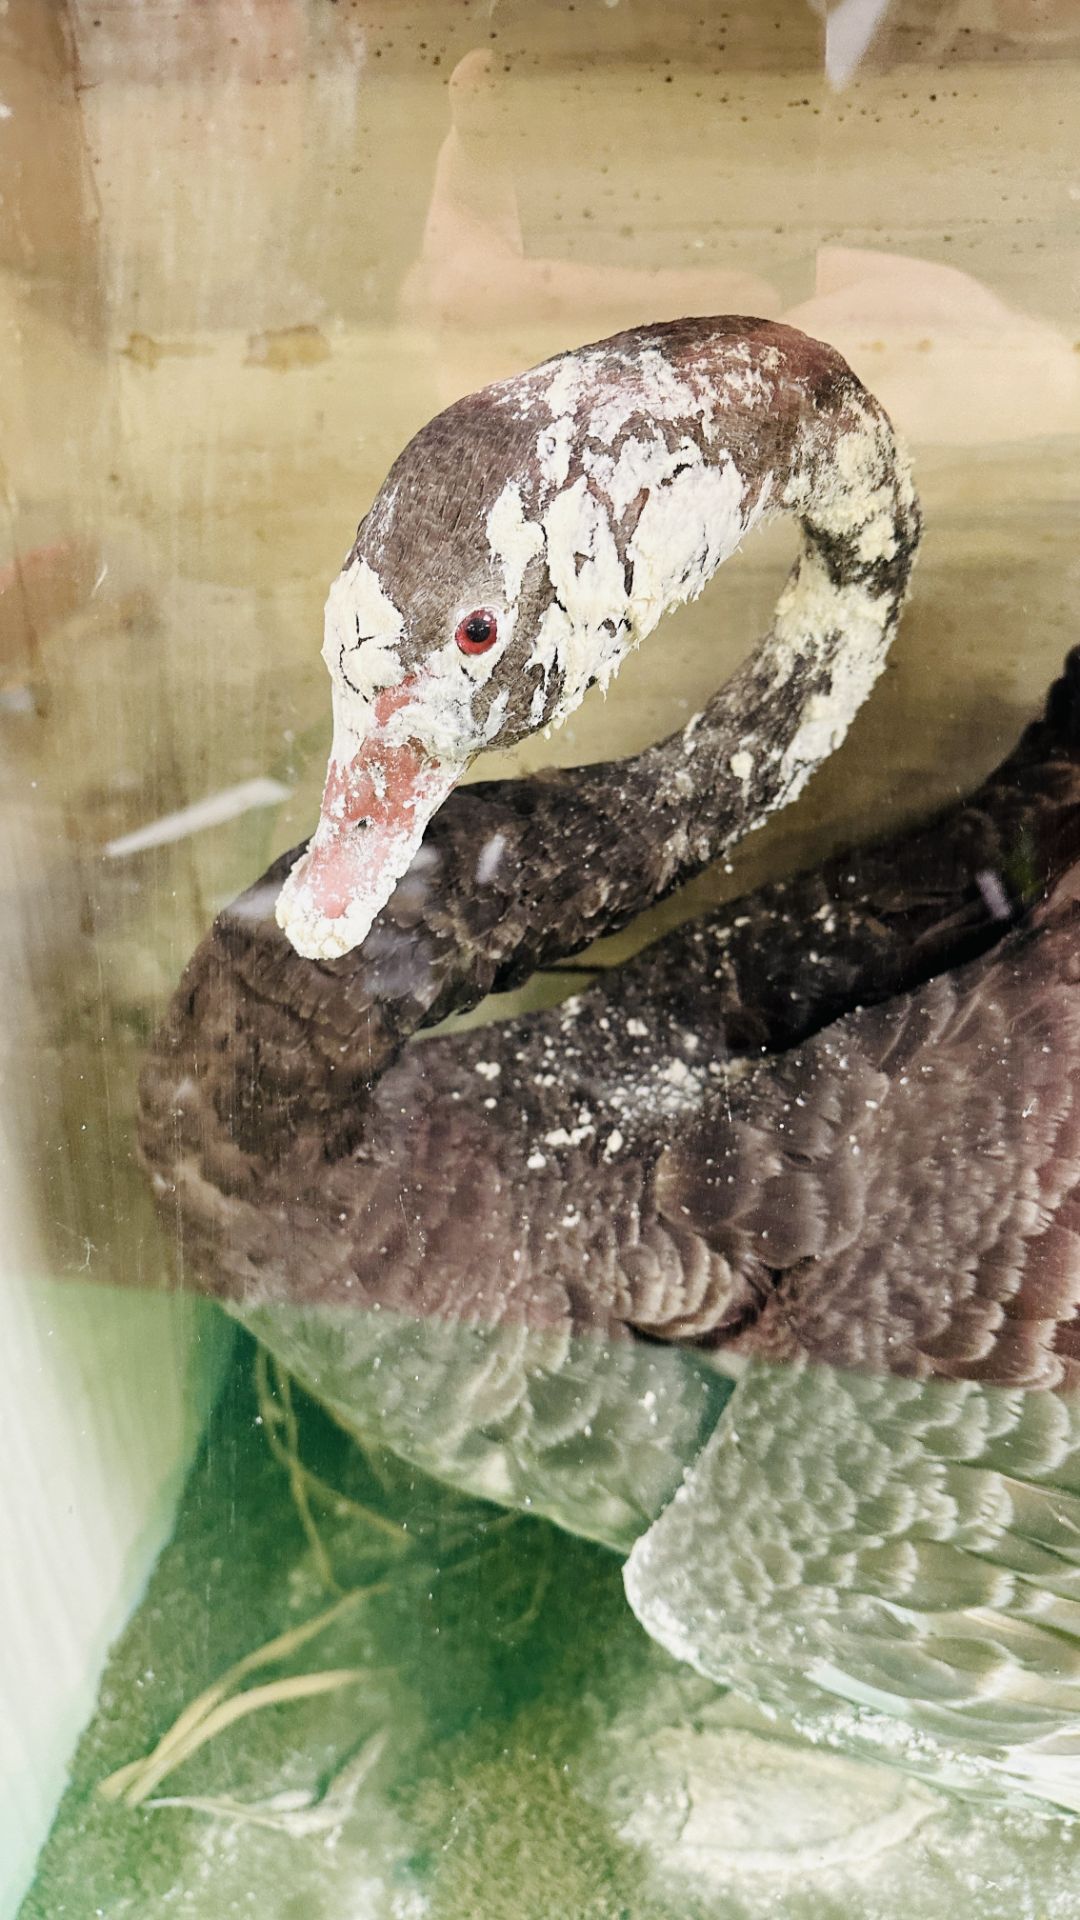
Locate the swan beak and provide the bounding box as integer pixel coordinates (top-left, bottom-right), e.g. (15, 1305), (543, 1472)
(276, 689), (464, 959)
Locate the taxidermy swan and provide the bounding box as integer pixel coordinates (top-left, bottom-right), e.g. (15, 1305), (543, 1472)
(274, 318), (918, 960)
(140, 320), (1080, 1809)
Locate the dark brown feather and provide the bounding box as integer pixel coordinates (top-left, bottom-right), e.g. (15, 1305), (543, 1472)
(141, 651), (1080, 1392)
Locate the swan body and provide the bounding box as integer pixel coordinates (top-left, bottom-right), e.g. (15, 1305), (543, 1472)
(142, 648), (1080, 1809)
(145, 651), (1080, 1389)
(140, 320), (1080, 1808)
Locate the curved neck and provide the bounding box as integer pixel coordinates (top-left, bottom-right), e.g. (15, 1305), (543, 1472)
(496, 319), (920, 761)
(142, 329), (919, 1180)
(624, 330), (920, 881)
(279, 321), (918, 963)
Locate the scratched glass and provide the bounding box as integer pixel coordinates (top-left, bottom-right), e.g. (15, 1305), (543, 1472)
(4, 5), (1080, 1917)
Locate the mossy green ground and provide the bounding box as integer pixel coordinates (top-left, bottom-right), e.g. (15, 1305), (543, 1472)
(21, 1325), (1080, 1920)
(18, 1328), (682, 1919)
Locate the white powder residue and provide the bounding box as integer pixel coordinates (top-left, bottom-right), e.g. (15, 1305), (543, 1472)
(485, 481), (544, 608)
(589, 431), (705, 518)
(586, 348), (708, 445)
(770, 554), (894, 806)
(475, 831), (507, 885)
(482, 686), (510, 742)
(544, 1121), (597, 1149)
(545, 356), (585, 418)
(627, 460), (749, 632)
(537, 477), (630, 712)
(323, 555), (405, 697)
(536, 415), (574, 488)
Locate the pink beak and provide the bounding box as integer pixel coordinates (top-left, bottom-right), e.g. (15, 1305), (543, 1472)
(276, 681), (463, 959)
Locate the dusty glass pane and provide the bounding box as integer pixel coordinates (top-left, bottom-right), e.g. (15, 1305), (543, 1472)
(3, 2), (1080, 1915)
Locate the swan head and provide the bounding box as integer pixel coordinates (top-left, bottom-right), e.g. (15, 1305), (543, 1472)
(277, 320), (916, 960)
(277, 331), (773, 960)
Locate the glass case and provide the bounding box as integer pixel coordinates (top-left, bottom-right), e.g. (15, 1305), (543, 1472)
(3, 4), (1080, 1915)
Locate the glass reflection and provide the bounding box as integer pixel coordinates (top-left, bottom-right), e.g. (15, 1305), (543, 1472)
(141, 532), (1080, 1803)
(6, 2), (1080, 1911)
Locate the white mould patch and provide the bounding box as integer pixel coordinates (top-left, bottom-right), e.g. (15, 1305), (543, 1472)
(586, 348), (712, 446)
(786, 402), (916, 550)
(495, 428), (777, 740)
(543, 479), (626, 623)
(544, 1120), (597, 1149)
(627, 460), (749, 632)
(770, 557), (894, 808)
(486, 481), (544, 609)
(587, 431), (705, 519)
(375, 657), (476, 761)
(545, 356), (586, 419)
(476, 831), (507, 885)
(536, 416), (574, 489)
(323, 555), (406, 696)
(536, 477), (630, 714)
(483, 687), (510, 743)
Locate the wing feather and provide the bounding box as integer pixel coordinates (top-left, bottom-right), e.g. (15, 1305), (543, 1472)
(625, 1358), (1080, 1807)
(652, 905), (1080, 1385)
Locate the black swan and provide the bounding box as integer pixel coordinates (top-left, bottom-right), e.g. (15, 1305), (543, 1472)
(139, 320), (1080, 1806)
(274, 318), (918, 959)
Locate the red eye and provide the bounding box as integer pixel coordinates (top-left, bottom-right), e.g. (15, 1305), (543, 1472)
(455, 608), (499, 655)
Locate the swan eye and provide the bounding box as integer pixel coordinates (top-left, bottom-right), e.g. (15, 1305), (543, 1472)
(455, 609), (499, 656)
